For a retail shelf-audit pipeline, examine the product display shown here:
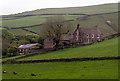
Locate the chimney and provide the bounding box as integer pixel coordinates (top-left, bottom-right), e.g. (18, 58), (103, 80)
(77, 24), (80, 29)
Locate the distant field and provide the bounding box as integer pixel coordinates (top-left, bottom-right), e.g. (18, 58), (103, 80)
(2, 3), (118, 36)
(2, 15), (83, 28)
(8, 29), (34, 35)
(25, 13), (118, 36)
(2, 15), (46, 27)
(2, 12), (118, 36)
(2, 60), (118, 79)
(3, 3), (118, 16)
(17, 37), (118, 61)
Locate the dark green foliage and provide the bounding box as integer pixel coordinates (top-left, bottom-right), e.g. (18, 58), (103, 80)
(2, 28), (14, 42)
(8, 46), (18, 56)
(25, 34), (38, 43)
(35, 36), (44, 45)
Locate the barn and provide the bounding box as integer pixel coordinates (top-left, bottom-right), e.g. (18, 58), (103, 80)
(18, 43), (42, 54)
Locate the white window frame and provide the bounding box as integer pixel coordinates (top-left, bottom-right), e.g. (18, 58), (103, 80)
(86, 34), (89, 38)
(97, 34), (100, 38)
(92, 34), (94, 38)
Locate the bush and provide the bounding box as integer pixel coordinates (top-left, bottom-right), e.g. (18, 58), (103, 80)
(8, 46), (18, 56)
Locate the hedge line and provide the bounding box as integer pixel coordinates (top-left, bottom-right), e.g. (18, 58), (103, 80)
(10, 56), (120, 63)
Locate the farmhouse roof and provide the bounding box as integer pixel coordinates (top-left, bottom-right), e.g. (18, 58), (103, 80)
(61, 34), (73, 41)
(74, 24), (102, 35)
(18, 43), (41, 49)
(79, 27), (101, 34)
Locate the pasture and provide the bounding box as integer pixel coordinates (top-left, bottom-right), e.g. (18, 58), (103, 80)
(4, 13), (118, 36)
(2, 3), (118, 36)
(1, 3), (119, 79)
(2, 60), (118, 79)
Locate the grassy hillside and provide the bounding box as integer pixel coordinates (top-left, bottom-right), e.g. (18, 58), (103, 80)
(2, 3), (118, 36)
(2, 60), (118, 79)
(2, 12), (118, 36)
(17, 37), (118, 61)
(3, 3), (118, 17)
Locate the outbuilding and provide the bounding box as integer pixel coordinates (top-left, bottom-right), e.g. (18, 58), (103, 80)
(18, 43), (42, 54)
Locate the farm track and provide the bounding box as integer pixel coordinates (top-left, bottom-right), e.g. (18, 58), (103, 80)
(2, 11), (119, 35)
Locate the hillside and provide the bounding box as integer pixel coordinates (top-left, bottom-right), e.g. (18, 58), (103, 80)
(1, 3), (119, 36)
(17, 37), (118, 61)
(2, 3), (118, 17)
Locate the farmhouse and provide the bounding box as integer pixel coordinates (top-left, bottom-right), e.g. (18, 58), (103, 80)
(43, 38), (56, 48)
(18, 43), (42, 54)
(43, 24), (103, 48)
(73, 24), (103, 44)
(61, 34), (73, 45)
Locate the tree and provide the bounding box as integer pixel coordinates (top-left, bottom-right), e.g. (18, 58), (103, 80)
(1, 28), (14, 57)
(40, 16), (73, 48)
(8, 46), (18, 56)
(35, 36), (44, 45)
(2, 28), (14, 42)
(18, 39), (30, 45)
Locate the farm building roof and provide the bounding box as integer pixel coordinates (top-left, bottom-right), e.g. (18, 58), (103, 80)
(79, 27), (101, 34)
(18, 43), (41, 49)
(61, 34), (73, 41)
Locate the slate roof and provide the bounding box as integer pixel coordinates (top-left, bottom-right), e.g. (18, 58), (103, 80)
(18, 43), (41, 49)
(61, 34), (73, 41)
(79, 27), (101, 34)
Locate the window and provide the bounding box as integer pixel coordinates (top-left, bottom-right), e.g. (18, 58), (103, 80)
(86, 34), (89, 38)
(92, 34), (94, 38)
(97, 34), (100, 38)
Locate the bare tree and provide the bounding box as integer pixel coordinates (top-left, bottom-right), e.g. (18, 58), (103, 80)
(40, 16), (73, 48)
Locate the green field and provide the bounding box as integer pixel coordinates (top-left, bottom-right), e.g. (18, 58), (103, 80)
(17, 37), (118, 61)
(2, 60), (118, 79)
(5, 13), (118, 36)
(2, 55), (26, 61)
(2, 37), (119, 79)
(2, 15), (83, 28)
(8, 29), (34, 35)
(2, 3), (118, 36)
(1, 3), (119, 79)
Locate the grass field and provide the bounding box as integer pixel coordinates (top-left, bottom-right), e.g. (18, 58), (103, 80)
(24, 13), (118, 36)
(6, 13), (119, 36)
(17, 37), (118, 61)
(2, 3), (118, 36)
(2, 55), (26, 61)
(2, 60), (118, 79)
(2, 16), (46, 27)
(2, 15), (84, 28)
(8, 29), (34, 35)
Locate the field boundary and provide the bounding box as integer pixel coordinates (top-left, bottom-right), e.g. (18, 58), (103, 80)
(10, 56), (120, 63)
(2, 11), (119, 35)
(2, 11), (119, 20)
(2, 11), (119, 29)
